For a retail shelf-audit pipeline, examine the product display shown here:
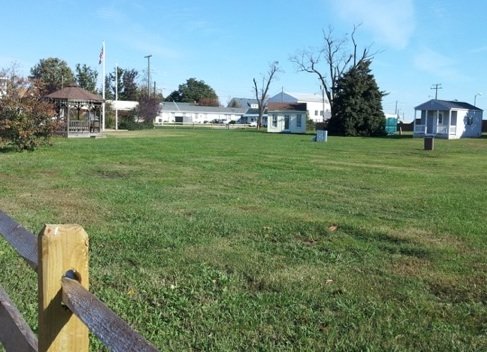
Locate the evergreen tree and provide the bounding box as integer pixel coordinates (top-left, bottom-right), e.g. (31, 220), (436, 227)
(328, 60), (386, 136)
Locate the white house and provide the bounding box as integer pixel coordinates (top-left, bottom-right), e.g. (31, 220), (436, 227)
(268, 91), (331, 122)
(156, 102), (246, 124)
(414, 99), (483, 139)
(0, 77), (7, 97)
(107, 100), (138, 111)
(267, 103), (307, 133)
(227, 97), (266, 125)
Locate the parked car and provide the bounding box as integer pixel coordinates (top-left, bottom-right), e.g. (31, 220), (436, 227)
(249, 121), (257, 127)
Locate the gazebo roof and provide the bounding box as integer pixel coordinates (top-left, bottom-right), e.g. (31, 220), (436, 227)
(46, 85), (103, 103)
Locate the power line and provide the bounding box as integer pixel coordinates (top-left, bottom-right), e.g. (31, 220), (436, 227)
(430, 83), (442, 100)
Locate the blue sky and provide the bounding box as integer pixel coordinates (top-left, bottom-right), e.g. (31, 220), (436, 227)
(2, 0), (486, 121)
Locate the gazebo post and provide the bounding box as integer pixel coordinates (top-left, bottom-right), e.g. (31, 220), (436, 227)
(67, 104), (70, 137)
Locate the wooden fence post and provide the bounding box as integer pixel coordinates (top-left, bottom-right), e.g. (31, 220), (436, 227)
(37, 225), (89, 352)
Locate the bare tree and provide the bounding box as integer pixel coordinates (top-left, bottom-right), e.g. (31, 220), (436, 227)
(253, 61), (280, 129)
(290, 25), (373, 119)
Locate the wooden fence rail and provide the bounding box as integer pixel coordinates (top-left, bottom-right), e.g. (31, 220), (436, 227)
(0, 210), (158, 352)
(0, 286), (37, 352)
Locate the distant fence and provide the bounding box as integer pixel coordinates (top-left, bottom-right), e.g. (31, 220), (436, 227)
(155, 122), (255, 130)
(0, 210), (158, 352)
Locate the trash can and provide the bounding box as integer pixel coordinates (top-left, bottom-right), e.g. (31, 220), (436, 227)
(316, 130), (328, 142)
(424, 136), (434, 150)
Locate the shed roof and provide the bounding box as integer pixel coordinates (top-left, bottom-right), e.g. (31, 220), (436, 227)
(268, 102), (307, 112)
(415, 99), (482, 111)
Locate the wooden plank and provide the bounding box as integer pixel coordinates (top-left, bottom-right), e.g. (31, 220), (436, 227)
(37, 225), (89, 352)
(0, 210), (38, 270)
(61, 277), (159, 352)
(0, 285), (38, 352)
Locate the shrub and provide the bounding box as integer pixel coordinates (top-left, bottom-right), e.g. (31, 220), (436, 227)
(0, 82), (58, 151)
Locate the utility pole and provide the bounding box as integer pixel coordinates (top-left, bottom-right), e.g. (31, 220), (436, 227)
(430, 83), (442, 100)
(144, 54), (152, 97)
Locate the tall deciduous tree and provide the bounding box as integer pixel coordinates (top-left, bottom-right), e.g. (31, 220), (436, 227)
(166, 78), (219, 106)
(291, 25), (373, 120)
(75, 64), (98, 93)
(30, 57), (75, 95)
(253, 61), (280, 129)
(329, 60), (386, 136)
(105, 68), (139, 101)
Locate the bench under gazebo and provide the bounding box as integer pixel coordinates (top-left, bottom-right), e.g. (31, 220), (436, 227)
(46, 85), (104, 138)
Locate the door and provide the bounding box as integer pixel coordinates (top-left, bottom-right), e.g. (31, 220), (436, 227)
(284, 115), (290, 130)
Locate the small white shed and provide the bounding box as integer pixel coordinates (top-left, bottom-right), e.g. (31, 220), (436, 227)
(413, 99), (483, 139)
(267, 103), (307, 134)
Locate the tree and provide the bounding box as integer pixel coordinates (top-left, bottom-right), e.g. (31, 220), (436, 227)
(166, 78), (219, 106)
(137, 92), (162, 123)
(0, 68), (58, 151)
(329, 60), (386, 136)
(253, 61), (280, 129)
(75, 64), (98, 93)
(291, 25), (373, 120)
(121, 69), (139, 100)
(106, 68), (139, 101)
(30, 57), (75, 95)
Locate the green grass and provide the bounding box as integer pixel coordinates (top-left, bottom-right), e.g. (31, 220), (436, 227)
(1, 128), (486, 351)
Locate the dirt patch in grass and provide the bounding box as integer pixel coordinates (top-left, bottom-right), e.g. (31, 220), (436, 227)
(425, 275), (487, 303)
(389, 256), (432, 277)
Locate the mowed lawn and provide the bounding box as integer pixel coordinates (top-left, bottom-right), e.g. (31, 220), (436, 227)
(0, 128), (486, 351)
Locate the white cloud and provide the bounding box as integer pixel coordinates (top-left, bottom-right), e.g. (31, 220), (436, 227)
(329, 0), (415, 49)
(413, 48), (467, 81)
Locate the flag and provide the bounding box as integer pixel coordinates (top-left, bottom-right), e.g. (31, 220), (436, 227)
(98, 45), (104, 65)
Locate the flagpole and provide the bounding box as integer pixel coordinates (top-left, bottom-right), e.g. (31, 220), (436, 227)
(115, 63), (118, 130)
(100, 41), (105, 132)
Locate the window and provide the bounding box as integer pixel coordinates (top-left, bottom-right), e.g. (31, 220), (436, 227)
(438, 113), (443, 124)
(272, 115), (277, 127)
(320, 110), (324, 116)
(296, 114), (302, 128)
(315, 110), (318, 116)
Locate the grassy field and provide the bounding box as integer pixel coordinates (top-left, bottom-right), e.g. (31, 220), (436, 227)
(0, 128), (486, 351)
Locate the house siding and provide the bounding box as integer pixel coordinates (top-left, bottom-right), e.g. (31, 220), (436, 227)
(413, 100), (483, 139)
(267, 112), (307, 133)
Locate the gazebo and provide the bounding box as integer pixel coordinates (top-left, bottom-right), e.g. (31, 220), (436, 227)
(46, 85), (104, 137)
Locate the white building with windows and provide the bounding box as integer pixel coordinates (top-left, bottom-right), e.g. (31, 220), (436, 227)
(267, 103), (307, 133)
(0, 77), (7, 97)
(413, 99), (483, 139)
(268, 92), (331, 122)
(156, 102), (246, 124)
